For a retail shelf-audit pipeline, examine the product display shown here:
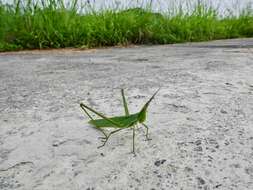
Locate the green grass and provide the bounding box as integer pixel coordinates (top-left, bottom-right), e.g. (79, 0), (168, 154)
(0, 0), (252, 52)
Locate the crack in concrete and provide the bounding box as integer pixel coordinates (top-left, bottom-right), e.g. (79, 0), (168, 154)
(0, 161), (34, 172)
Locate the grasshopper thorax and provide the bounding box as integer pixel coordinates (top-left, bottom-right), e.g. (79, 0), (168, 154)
(138, 107), (147, 123)
(137, 88), (160, 123)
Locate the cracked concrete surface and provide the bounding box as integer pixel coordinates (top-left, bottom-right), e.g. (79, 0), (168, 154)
(0, 38), (253, 190)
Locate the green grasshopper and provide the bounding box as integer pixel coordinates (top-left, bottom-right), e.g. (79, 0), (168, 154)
(80, 88), (159, 154)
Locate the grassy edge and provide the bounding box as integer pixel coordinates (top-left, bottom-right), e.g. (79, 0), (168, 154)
(0, 0), (252, 52)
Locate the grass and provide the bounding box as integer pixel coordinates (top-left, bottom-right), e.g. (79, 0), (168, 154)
(0, 0), (252, 52)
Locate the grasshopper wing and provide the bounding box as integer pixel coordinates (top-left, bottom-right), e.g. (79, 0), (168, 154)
(89, 113), (139, 128)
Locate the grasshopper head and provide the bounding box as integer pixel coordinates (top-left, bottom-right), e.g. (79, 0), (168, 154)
(138, 88), (160, 123)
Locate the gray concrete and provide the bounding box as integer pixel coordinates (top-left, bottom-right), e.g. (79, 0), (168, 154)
(0, 38), (253, 190)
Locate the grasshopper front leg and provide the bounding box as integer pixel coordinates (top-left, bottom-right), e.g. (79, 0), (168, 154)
(141, 123), (152, 141)
(97, 128), (123, 148)
(132, 125), (136, 155)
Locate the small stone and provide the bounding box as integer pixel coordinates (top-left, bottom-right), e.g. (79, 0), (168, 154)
(245, 167), (253, 175)
(210, 148), (216, 152)
(195, 140), (202, 145)
(233, 164), (240, 168)
(214, 184), (222, 188)
(184, 167), (193, 172)
(135, 178), (140, 183)
(197, 177), (205, 185)
(154, 159), (166, 167)
(220, 109), (227, 114)
(194, 146), (203, 151)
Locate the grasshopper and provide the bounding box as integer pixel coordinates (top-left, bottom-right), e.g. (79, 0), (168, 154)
(80, 88), (159, 154)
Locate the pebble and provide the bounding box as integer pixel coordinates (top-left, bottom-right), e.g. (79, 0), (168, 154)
(154, 159), (166, 167)
(197, 177), (206, 185)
